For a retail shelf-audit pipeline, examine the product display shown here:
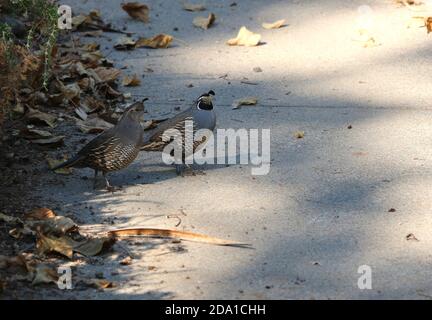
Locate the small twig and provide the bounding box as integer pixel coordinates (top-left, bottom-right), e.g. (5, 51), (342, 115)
(167, 215), (182, 227)
(173, 37), (189, 47)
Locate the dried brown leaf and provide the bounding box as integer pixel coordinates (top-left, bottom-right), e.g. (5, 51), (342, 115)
(120, 256), (133, 265)
(20, 129), (52, 140)
(426, 17), (432, 33)
(25, 208), (56, 220)
(122, 74), (141, 86)
(121, 2), (149, 23)
(193, 13), (216, 30)
(294, 131), (305, 139)
(78, 277), (115, 289)
(31, 264), (58, 286)
(26, 108), (57, 128)
(114, 36), (137, 50)
(76, 117), (114, 133)
(227, 26), (261, 46)
(262, 19), (286, 29)
(232, 97), (258, 109)
(31, 135), (65, 146)
(135, 34), (173, 48)
(73, 236), (115, 257)
(183, 2), (206, 11)
(0, 213), (22, 224)
(27, 215), (77, 235)
(36, 234), (77, 259)
(74, 106), (88, 121)
(93, 67), (121, 83)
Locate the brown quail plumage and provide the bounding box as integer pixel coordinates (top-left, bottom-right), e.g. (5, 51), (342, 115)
(52, 100), (146, 191)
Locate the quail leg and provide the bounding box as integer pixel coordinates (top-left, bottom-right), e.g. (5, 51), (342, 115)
(102, 172), (115, 192)
(175, 164), (186, 176)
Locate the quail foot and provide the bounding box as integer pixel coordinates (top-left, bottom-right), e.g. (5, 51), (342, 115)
(141, 91), (216, 176)
(52, 99), (146, 191)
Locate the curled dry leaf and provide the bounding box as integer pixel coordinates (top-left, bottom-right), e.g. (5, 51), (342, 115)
(121, 2), (149, 23)
(36, 233), (113, 259)
(31, 264), (58, 286)
(227, 26), (261, 46)
(120, 256), (133, 265)
(108, 227), (250, 247)
(31, 135), (65, 146)
(47, 158), (73, 175)
(74, 106), (88, 121)
(72, 9), (124, 33)
(93, 67), (121, 83)
(36, 233), (76, 259)
(425, 17), (432, 33)
(294, 131), (305, 139)
(183, 2), (206, 11)
(25, 208), (56, 220)
(26, 108), (57, 127)
(262, 19), (286, 29)
(232, 97), (258, 109)
(135, 34), (173, 48)
(122, 74), (141, 86)
(20, 129), (52, 140)
(81, 50), (104, 65)
(76, 116), (114, 133)
(77, 277), (115, 289)
(0, 213), (22, 224)
(28, 215), (77, 235)
(73, 236), (115, 257)
(114, 36), (137, 50)
(193, 13), (216, 30)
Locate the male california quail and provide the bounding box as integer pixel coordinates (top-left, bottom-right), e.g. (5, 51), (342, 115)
(52, 99), (146, 191)
(141, 91), (215, 175)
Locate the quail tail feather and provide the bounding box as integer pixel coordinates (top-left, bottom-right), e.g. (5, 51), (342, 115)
(51, 155), (83, 171)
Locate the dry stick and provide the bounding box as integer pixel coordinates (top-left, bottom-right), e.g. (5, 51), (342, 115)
(173, 37), (189, 47)
(108, 228), (251, 247)
(166, 215), (182, 227)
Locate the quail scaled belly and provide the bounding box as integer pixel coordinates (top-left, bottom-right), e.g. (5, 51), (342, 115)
(52, 100), (146, 191)
(141, 90), (216, 175)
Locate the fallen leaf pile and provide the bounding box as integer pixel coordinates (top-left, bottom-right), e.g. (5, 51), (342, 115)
(0, 208), (116, 289)
(0, 207), (248, 292)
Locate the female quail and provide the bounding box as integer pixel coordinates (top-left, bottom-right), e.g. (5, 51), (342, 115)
(52, 99), (146, 191)
(141, 90), (215, 175)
